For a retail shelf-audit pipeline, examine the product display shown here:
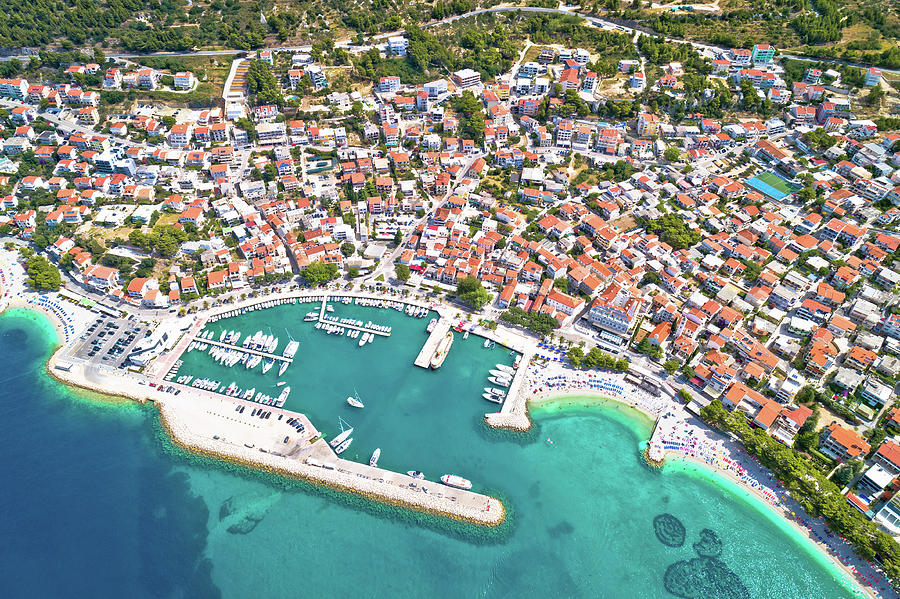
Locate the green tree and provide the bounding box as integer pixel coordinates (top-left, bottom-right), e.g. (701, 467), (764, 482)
(457, 276), (491, 310)
(24, 253), (61, 291)
(567, 346), (584, 367)
(393, 229), (403, 245)
(395, 263), (411, 283)
(833, 460), (864, 488)
(340, 242), (356, 257)
(664, 147), (681, 162)
(663, 359), (680, 375)
(302, 261), (339, 286)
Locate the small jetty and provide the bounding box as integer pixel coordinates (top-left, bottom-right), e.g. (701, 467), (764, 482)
(414, 318), (452, 368)
(484, 347), (535, 431)
(196, 337), (292, 363)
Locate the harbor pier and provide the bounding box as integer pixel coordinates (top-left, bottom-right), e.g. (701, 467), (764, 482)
(196, 337), (293, 362)
(414, 318), (452, 368)
(484, 347), (534, 431)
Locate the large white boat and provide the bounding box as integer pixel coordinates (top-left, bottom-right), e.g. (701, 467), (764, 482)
(346, 394), (364, 408)
(485, 387), (506, 397)
(496, 364), (515, 375)
(407, 471), (425, 480)
(489, 376), (511, 387)
(369, 448), (381, 467)
(278, 361), (289, 377)
(283, 340), (300, 359)
(426, 318), (437, 333)
(358, 333), (369, 347)
(489, 369), (510, 379)
(483, 338), (491, 349)
(440, 475), (472, 490)
(261, 359), (275, 374)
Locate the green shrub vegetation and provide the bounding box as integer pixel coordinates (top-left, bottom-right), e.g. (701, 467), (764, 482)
(500, 306), (560, 335)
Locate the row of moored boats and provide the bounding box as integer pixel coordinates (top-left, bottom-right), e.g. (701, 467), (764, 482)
(484, 363), (515, 404)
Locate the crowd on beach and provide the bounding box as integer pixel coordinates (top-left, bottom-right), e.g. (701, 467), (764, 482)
(651, 413), (896, 598)
(524, 365), (669, 416)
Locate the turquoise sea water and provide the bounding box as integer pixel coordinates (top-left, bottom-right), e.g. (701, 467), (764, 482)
(0, 307), (864, 598)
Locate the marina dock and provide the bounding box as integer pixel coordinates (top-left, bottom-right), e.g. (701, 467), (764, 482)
(414, 318), (451, 368)
(196, 337), (293, 362)
(316, 296), (392, 336)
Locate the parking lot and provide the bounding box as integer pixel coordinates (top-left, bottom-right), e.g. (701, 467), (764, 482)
(70, 314), (150, 368)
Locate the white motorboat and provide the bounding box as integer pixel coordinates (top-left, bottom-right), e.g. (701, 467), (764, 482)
(488, 376), (511, 387)
(334, 437), (353, 455)
(496, 364), (515, 375)
(483, 338), (491, 349)
(483, 392), (504, 404)
(276, 381), (287, 387)
(276, 386), (290, 407)
(261, 359), (274, 374)
(347, 395), (365, 408)
(440, 475), (472, 490)
(489, 369), (510, 378)
(278, 361), (289, 376)
(369, 448), (381, 467)
(485, 387), (506, 397)
(407, 471), (425, 480)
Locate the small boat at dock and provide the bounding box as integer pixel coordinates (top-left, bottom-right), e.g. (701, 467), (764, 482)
(483, 392), (504, 404)
(496, 364), (515, 375)
(407, 471), (425, 479)
(489, 376), (511, 387)
(430, 331), (454, 369)
(334, 437), (353, 455)
(369, 448), (381, 467)
(440, 475), (472, 490)
(330, 420), (354, 450)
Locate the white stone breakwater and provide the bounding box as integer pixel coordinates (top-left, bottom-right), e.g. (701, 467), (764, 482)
(46, 351), (505, 527)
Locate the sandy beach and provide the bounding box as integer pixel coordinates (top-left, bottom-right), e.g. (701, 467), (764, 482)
(520, 360), (894, 599)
